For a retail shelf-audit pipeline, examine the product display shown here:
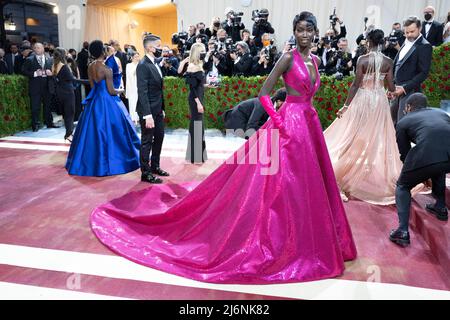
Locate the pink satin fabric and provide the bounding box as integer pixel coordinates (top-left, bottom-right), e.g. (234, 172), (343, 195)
(90, 49), (357, 284)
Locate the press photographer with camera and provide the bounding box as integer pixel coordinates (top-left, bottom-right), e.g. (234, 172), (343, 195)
(206, 17), (221, 39)
(251, 40), (276, 76)
(325, 9), (347, 49)
(171, 31), (189, 56)
(202, 36), (232, 78)
(329, 38), (352, 78)
(222, 7), (246, 43)
(241, 29), (258, 57)
(230, 41), (253, 77)
(383, 24), (405, 60)
(158, 45), (179, 77)
(252, 9), (275, 49)
(317, 37), (337, 76)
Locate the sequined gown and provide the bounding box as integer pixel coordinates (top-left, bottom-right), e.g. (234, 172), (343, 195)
(90, 49), (357, 284)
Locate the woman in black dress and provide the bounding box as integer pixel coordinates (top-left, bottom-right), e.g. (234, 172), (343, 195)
(184, 43), (208, 164)
(52, 48), (75, 142)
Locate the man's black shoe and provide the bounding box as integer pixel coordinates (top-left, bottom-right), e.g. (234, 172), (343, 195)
(151, 168), (170, 177)
(141, 173), (163, 184)
(389, 229), (411, 247)
(426, 204), (448, 221)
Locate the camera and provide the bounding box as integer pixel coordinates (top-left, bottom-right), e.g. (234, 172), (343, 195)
(229, 10), (244, 27)
(329, 7), (339, 26)
(387, 30), (404, 47)
(261, 41), (275, 61)
(171, 32), (189, 46)
(287, 37), (296, 50)
(252, 9), (269, 23)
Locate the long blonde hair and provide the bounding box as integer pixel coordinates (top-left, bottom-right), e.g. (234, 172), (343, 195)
(188, 43), (205, 72)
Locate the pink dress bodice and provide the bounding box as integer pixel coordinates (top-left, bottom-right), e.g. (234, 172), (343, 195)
(282, 49), (320, 103)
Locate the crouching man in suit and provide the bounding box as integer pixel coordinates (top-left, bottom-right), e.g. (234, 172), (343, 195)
(390, 93), (450, 247)
(224, 88), (286, 139)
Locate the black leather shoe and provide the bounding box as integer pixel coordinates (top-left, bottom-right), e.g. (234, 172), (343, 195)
(426, 204), (448, 221)
(151, 168), (170, 177)
(47, 124), (60, 129)
(141, 173), (163, 184)
(389, 229), (410, 247)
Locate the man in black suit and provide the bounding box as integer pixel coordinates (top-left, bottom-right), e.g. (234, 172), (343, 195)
(390, 16), (433, 125)
(21, 43), (58, 131)
(224, 88), (286, 139)
(230, 41), (253, 77)
(76, 41), (91, 95)
(421, 6), (444, 47)
(137, 34), (170, 184)
(0, 49), (8, 74)
(4, 44), (19, 74)
(390, 93), (450, 247)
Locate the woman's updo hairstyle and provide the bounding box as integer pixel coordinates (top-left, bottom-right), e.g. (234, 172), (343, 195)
(367, 29), (385, 47)
(88, 40), (105, 59)
(293, 11), (318, 33)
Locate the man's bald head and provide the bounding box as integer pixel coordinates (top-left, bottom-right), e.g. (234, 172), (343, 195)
(34, 43), (44, 55)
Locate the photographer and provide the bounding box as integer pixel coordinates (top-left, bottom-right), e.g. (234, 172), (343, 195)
(251, 44), (276, 76)
(185, 25), (198, 51)
(158, 45), (179, 77)
(203, 37), (232, 78)
(330, 38), (352, 78)
(317, 37), (337, 76)
(252, 9), (275, 49)
(383, 24), (405, 60)
(206, 17), (221, 39)
(241, 29), (258, 57)
(230, 41), (253, 77)
(222, 7), (245, 43)
(325, 11), (347, 49)
(196, 22), (207, 36)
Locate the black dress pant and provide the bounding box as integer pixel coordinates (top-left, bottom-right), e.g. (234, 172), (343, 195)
(396, 161), (450, 231)
(187, 96), (207, 163)
(139, 114), (165, 173)
(30, 88), (53, 129)
(56, 88), (75, 138)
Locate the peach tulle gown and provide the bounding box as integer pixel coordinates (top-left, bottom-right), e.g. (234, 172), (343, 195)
(324, 51), (423, 205)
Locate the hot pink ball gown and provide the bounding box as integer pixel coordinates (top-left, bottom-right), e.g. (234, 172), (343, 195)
(90, 49), (357, 284)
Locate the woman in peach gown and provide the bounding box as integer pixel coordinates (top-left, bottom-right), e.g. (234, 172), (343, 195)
(324, 29), (423, 205)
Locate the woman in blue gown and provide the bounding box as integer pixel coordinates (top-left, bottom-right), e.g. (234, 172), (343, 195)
(66, 40), (140, 177)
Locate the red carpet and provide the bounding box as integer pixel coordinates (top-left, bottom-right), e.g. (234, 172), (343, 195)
(0, 145), (449, 299)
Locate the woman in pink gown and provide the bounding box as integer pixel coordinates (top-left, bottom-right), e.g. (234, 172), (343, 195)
(90, 12), (357, 284)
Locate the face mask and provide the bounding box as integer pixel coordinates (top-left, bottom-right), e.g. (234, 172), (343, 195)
(154, 48), (162, 58)
(424, 13), (432, 21)
(262, 40), (271, 47)
(219, 37), (226, 42)
(214, 22), (221, 28)
(200, 53), (206, 60)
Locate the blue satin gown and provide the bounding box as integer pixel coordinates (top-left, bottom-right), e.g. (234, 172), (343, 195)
(65, 80), (141, 177)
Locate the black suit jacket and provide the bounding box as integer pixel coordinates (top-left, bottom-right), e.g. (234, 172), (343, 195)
(21, 55), (53, 95)
(232, 53), (253, 76)
(76, 49), (89, 79)
(224, 98), (269, 131)
(136, 55), (165, 119)
(421, 21), (444, 47)
(393, 36), (432, 94)
(396, 108), (450, 172)
(5, 53), (18, 74)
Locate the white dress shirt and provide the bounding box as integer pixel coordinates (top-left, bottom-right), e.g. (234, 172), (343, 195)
(398, 35), (422, 61)
(146, 54), (163, 78)
(424, 20), (433, 38)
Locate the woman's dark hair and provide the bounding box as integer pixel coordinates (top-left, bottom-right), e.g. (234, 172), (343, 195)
(89, 40), (105, 59)
(272, 88), (287, 103)
(367, 29), (385, 46)
(66, 56), (79, 78)
(293, 11), (318, 33)
(52, 47), (67, 66)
